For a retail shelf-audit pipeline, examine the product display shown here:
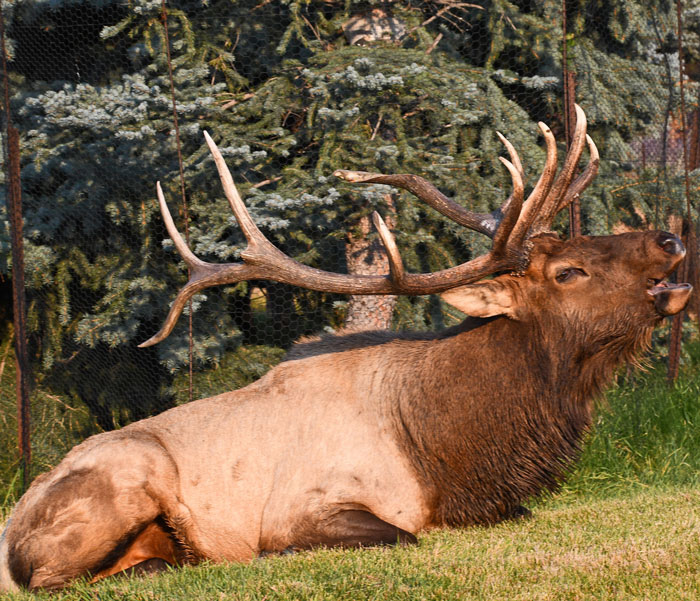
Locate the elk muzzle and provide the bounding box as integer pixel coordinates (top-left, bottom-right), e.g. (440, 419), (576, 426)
(647, 232), (692, 316)
(648, 282), (693, 316)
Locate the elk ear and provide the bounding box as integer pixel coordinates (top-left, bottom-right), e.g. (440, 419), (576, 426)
(440, 281), (516, 318)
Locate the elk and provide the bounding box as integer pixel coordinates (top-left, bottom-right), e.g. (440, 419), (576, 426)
(0, 107), (692, 591)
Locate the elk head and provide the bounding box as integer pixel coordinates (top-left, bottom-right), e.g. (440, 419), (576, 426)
(139, 105), (691, 349)
(441, 230), (689, 367)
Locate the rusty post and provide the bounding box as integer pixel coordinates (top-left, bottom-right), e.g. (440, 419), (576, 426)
(666, 242), (689, 384)
(667, 0), (694, 384)
(562, 1), (581, 238)
(6, 128), (31, 490)
(689, 109), (700, 170)
(1, 2), (32, 490)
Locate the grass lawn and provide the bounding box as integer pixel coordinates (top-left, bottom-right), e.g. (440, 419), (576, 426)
(2, 486), (699, 600)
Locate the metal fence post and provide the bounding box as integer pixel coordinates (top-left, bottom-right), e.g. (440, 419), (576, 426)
(1, 1), (32, 491)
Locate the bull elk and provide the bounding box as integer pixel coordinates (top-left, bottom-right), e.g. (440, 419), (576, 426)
(0, 107), (692, 591)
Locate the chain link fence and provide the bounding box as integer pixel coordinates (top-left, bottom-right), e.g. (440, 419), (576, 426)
(0, 0), (698, 494)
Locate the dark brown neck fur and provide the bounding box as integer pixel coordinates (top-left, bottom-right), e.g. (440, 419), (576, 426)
(388, 311), (655, 527)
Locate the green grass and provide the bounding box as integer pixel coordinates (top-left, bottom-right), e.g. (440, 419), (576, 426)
(3, 488), (699, 600)
(555, 359), (700, 501)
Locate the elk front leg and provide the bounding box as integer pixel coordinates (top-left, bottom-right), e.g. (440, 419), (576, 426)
(509, 505), (533, 520)
(287, 508), (418, 552)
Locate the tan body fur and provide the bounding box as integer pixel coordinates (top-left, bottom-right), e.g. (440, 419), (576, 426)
(2, 341), (430, 589)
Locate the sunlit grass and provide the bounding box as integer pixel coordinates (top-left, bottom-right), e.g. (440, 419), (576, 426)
(3, 488), (699, 600)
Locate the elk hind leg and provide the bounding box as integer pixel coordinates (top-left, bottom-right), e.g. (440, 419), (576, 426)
(4, 435), (182, 590)
(90, 518), (181, 583)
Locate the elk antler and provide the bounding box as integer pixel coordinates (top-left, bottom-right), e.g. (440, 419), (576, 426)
(140, 107), (598, 347)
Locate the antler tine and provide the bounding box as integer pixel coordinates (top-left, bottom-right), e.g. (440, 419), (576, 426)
(496, 131), (525, 181)
(508, 121), (558, 247)
(530, 104), (588, 234)
(493, 130), (525, 219)
(556, 134), (599, 213)
(138, 186), (257, 348)
(333, 170), (497, 238)
(203, 131), (269, 251)
(492, 157), (525, 256)
(155, 182), (207, 271)
(372, 211), (405, 284)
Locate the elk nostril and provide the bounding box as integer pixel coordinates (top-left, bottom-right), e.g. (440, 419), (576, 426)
(663, 239), (678, 254)
(657, 233), (684, 255)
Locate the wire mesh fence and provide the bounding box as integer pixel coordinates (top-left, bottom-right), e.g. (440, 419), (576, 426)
(0, 0), (699, 494)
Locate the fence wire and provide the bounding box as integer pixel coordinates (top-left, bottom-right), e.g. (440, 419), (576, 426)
(0, 0), (698, 492)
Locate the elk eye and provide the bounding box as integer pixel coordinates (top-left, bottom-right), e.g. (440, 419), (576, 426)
(555, 267), (586, 283)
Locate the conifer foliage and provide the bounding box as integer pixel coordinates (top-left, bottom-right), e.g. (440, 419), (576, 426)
(0, 0), (688, 436)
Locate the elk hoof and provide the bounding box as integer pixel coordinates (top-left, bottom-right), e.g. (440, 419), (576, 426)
(259, 546), (297, 558)
(509, 505), (533, 521)
(124, 558), (173, 576)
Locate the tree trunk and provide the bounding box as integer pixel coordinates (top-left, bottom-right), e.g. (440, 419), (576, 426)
(344, 195), (397, 331)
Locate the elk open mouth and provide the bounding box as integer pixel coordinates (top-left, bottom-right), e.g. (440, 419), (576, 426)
(646, 280), (693, 316)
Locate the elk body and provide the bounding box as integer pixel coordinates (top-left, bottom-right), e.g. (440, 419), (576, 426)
(0, 107), (692, 591)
